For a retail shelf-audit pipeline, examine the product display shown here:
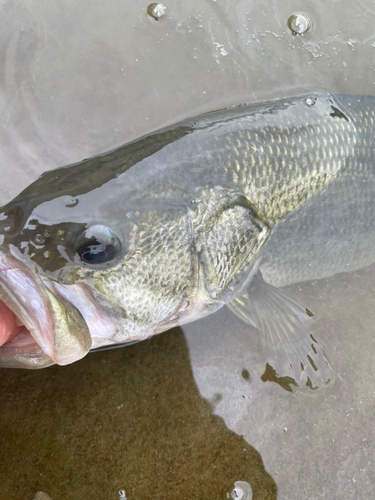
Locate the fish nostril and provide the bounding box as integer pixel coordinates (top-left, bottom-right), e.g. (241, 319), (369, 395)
(34, 234), (45, 245)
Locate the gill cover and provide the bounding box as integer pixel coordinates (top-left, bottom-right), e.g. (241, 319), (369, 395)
(191, 189), (270, 303)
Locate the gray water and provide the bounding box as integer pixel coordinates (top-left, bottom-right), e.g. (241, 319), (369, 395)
(0, 0), (375, 498)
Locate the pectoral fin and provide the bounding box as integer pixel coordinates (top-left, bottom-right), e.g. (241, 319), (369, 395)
(228, 273), (332, 389)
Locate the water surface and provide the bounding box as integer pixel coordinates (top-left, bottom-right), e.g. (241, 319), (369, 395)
(0, 0), (375, 498)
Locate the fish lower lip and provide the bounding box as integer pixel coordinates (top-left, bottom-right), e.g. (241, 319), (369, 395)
(0, 326), (54, 369)
(0, 250), (92, 367)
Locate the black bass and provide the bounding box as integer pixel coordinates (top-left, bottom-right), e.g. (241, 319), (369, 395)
(0, 93), (373, 387)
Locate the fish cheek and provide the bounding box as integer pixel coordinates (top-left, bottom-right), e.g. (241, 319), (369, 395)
(90, 212), (194, 331)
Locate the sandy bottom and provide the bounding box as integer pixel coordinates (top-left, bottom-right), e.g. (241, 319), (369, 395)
(0, 327), (276, 500)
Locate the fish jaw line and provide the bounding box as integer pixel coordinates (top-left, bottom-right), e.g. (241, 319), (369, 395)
(50, 282), (161, 350)
(0, 251), (91, 366)
(51, 280), (121, 348)
(52, 280), (171, 348)
(52, 279), (223, 348)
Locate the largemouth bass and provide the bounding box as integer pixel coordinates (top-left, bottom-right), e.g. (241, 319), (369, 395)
(0, 93), (373, 387)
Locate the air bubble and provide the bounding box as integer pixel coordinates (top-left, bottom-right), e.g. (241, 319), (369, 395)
(287, 13), (312, 35)
(304, 96), (317, 107)
(230, 481), (252, 499)
(231, 488), (244, 499)
(147, 3), (167, 20)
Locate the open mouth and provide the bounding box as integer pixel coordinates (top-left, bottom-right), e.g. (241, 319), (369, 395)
(0, 299), (37, 348)
(0, 298), (50, 368)
(0, 250), (92, 369)
(0, 307), (54, 369)
(0, 298), (29, 346)
(0, 252), (54, 368)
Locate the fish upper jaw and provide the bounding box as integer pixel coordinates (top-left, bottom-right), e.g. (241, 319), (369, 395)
(0, 250), (92, 368)
(50, 280), (125, 349)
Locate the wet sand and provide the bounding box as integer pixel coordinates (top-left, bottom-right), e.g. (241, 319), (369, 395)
(0, 328), (276, 499)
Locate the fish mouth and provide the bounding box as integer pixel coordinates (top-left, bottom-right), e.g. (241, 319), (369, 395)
(0, 251), (92, 369)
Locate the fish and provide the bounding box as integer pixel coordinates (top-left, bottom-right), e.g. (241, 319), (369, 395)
(0, 93), (374, 388)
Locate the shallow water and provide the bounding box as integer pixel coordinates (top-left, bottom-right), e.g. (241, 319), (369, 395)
(0, 329), (277, 499)
(1, 0), (375, 498)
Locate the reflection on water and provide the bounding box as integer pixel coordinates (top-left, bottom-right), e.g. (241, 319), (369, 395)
(183, 261), (375, 499)
(0, 328), (276, 499)
(0, 0), (374, 205)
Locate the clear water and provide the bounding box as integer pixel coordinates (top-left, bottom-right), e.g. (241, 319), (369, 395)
(1, 0), (375, 498)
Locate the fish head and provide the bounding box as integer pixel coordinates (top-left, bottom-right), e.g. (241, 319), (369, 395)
(0, 125), (270, 369)
(0, 166), (249, 368)
(0, 189), (206, 368)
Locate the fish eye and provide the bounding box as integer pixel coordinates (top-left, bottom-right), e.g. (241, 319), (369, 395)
(76, 225), (121, 265)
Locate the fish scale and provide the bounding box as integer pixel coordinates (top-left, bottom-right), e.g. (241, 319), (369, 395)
(183, 104), (354, 225)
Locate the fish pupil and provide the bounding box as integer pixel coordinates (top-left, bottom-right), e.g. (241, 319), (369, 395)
(78, 239), (117, 264)
(75, 225), (121, 265)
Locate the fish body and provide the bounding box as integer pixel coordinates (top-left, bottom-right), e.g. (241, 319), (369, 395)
(260, 170), (375, 287)
(0, 93), (374, 384)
